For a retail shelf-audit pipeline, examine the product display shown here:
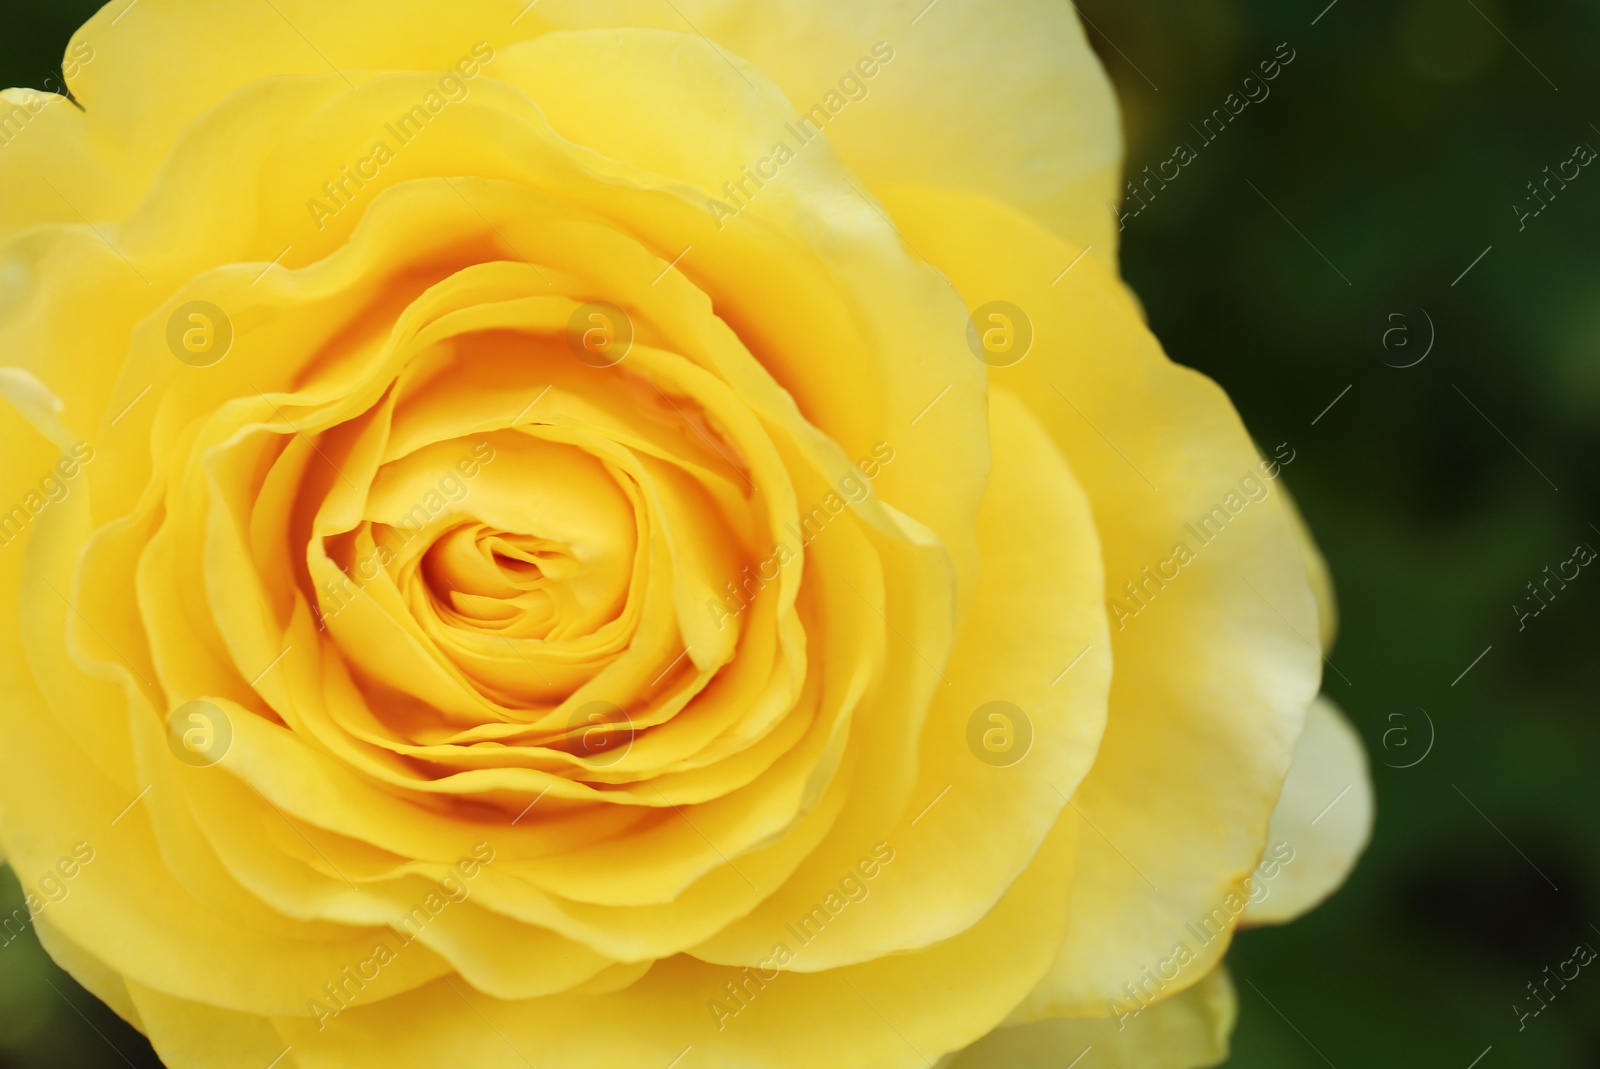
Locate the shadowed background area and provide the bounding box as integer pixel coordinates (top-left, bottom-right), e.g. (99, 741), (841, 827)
(3, 0), (1598, 1065)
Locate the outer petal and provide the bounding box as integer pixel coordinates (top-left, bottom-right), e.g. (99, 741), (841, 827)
(940, 967), (1235, 1069)
(280, 816), (1079, 1069)
(31, 920), (145, 1032)
(124, 981), (289, 1069)
(48, 0), (1121, 263)
(531, 0), (1126, 264)
(1280, 482), (1339, 651)
(92, 815), (1074, 1069)
(1241, 697), (1373, 926)
(881, 184), (1323, 1017)
(693, 386), (1110, 967)
(0, 88), (129, 234)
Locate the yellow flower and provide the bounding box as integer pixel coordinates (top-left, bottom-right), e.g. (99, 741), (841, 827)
(0, 3), (1371, 1067)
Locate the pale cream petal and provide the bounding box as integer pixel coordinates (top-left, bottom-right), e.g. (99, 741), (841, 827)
(1281, 482), (1339, 652)
(1242, 697), (1373, 926)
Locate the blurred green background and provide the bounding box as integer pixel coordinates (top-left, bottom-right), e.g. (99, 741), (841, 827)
(3, 0), (1598, 1066)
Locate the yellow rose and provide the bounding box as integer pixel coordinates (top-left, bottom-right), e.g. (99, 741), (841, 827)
(0, 3), (1372, 1067)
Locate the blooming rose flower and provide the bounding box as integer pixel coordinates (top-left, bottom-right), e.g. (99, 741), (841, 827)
(0, 2), (1372, 1067)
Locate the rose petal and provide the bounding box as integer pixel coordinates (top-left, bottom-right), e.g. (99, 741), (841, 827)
(940, 966), (1236, 1069)
(1241, 697), (1373, 926)
(881, 184), (1329, 1016)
